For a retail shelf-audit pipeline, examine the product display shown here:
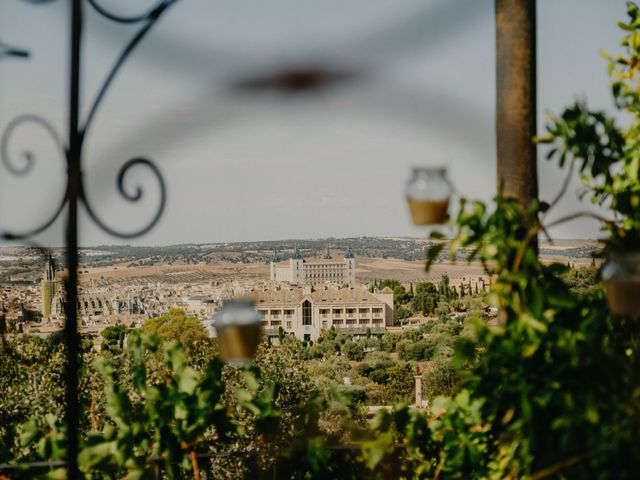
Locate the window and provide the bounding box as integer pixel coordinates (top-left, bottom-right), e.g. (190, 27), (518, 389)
(302, 299), (312, 326)
(286, 321), (292, 329)
(303, 334), (311, 342)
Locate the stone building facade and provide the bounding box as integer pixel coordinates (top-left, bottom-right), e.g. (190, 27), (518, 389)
(269, 246), (356, 287)
(244, 284), (394, 342)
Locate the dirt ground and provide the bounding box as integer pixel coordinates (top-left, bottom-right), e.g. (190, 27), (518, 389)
(76, 241), (597, 288)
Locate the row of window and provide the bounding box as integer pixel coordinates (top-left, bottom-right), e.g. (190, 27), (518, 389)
(304, 264), (347, 269)
(260, 307), (383, 317)
(316, 308), (384, 314)
(263, 309), (295, 315)
(263, 318), (384, 328)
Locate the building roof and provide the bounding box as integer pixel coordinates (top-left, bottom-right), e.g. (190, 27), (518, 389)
(292, 244), (303, 259)
(249, 285), (384, 306)
(303, 258), (346, 265)
(188, 295), (212, 301)
(271, 257), (350, 265)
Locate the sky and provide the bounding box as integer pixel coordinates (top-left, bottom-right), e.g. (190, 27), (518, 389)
(0, 0), (629, 246)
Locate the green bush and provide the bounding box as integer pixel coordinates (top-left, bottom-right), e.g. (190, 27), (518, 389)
(385, 362), (416, 403)
(339, 385), (366, 405)
(368, 368), (389, 385)
(397, 339), (434, 362)
(342, 341), (365, 361)
(422, 355), (458, 400)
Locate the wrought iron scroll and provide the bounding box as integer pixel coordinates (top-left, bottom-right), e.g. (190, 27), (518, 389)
(0, 40), (29, 59)
(1, 1), (180, 478)
(1, 0), (176, 241)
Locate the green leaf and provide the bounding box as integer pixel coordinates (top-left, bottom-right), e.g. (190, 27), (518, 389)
(362, 432), (393, 470)
(425, 243), (446, 271)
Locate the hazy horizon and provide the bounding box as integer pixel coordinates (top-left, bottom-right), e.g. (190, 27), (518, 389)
(0, 235), (602, 251)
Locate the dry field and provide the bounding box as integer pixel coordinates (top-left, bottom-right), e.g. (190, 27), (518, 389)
(75, 239), (598, 288)
(78, 262), (268, 287)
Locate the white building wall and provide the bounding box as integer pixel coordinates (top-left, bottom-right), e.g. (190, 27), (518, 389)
(270, 257), (356, 287)
(345, 258), (356, 286)
(257, 294), (393, 342)
(291, 258), (304, 285)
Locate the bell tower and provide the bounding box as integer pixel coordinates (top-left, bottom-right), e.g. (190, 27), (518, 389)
(290, 243), (304, 285)
(40, 252), (59, 317)
(344, 246), (355, 287)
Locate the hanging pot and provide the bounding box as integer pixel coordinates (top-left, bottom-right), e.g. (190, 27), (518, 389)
(406, 167), (453, 225)
(602, 254), (640, 316)
(212, 299), (262, 365)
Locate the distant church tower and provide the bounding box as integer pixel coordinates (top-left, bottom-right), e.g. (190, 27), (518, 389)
(40, 252), (59, 317)
(290, 244), (304, 285)
(344, 246), (356, 286)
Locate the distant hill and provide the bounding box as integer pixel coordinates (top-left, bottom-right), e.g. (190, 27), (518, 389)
(0, 237), (600, 272)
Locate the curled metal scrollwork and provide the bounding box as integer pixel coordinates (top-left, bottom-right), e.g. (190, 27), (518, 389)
(0, 39), (29, 59)
(81, 158), (167, 239)
(1, 114), (65, 175)
(0, 115), (69, 241)
(1, 0), (179, 242)
(86, 0), (176, 23)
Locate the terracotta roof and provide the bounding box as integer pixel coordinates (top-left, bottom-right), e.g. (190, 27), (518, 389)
(249, 285), (383, 306)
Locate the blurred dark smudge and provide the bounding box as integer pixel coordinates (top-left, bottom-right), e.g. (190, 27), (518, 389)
(230, 65), (358, 94)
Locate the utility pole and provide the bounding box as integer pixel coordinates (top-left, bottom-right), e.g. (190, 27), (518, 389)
(495, 0), (538, 207)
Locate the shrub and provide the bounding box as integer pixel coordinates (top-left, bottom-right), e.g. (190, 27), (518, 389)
(397, 339), (435, 362)
(343, 341), (365, 361)
(386, 362), (416, 403)
(340, 385), (367, 405)
(381, 333), (401, 353)
(422, 356), (458, 400)
(368, 368), (389, 385)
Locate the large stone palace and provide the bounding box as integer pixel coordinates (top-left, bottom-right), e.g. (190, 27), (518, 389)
(247, 283), (395, 343)
(269, 246), (356, 287)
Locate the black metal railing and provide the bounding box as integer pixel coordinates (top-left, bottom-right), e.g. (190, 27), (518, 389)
(1, 1), (177, 477)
